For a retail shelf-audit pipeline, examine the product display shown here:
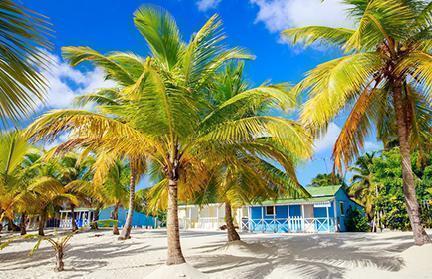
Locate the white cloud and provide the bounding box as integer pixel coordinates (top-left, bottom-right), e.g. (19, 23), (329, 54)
(250, 0), (355, 44)
(196, 0), (221, 11)
(313, 122), (341, 153)
(38, 52), (115, 110)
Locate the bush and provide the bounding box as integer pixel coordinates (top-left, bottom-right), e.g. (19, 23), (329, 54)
(345, 207), (369, 232)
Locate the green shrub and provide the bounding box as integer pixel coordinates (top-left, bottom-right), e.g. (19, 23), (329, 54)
(345, 207), (369, 232)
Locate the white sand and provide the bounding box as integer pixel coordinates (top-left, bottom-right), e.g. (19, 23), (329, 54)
(0, 229), (431, 278)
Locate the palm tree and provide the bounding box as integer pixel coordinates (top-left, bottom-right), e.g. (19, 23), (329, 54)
(348, 152), (380, 230)
(55, 152), (95, 232)
(0, 131), (36, 225)
(185, 63), (310, 242)
(92, 154), (130, 235)
(282, 0), (432, 245)
(0, 1), (51, 128)
(25, 6), (311, 265)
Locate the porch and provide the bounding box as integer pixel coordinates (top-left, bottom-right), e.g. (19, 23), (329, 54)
(179, 203), (225, 230)
(242, 200), (339, 233)
(59, 208), (95, 229)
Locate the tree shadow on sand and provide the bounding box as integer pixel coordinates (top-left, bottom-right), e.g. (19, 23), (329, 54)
(190, 233), (414, 279)
(0, 231), (166, 275)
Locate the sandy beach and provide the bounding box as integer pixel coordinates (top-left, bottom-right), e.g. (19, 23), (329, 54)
(0, 229), (431, 278)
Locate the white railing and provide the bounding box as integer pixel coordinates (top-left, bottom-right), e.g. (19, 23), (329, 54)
(241, 217), (336, 233)
(197, 217), (224, 230)
(180, 217), (225, 230)
(59, 218), (92, 228)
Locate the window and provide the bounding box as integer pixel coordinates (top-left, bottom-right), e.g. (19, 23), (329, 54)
(339, 202), (345, 216)
(266, 206), (275, 216)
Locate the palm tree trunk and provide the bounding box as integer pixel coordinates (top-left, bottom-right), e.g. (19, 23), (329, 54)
(38, 213), (46, 236)
(119, 168), (136, 240)
(55, 246), (64, 272)
(91, 206), (100, 230)
(20, 213), (27, 235)
(71, 204), (78, 232)
(112, 202), (120, 235)
(166, 177), (186, 265)
(225, 202), (240, 242)
(392, 82), (431, 245)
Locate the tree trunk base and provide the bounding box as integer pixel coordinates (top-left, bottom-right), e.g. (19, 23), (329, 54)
(414, 230), (431, 246)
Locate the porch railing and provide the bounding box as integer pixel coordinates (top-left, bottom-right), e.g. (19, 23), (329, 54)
(180, 217), (224, 230)
(241, 217), (336, 233)
(59, 218), (92, 228)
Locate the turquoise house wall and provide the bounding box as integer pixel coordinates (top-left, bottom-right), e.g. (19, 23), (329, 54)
(99, 206), (156, 228)
(334, 188), (363, 232)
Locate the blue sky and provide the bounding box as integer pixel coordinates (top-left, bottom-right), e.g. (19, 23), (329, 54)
(21, 0), (381, 187)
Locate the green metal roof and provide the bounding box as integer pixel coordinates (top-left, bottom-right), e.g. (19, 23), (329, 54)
(253, 185), (342, 206)
(305, 185), (341, 197)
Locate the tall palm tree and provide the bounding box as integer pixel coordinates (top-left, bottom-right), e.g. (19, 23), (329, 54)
(0, 1), (51, 128)
(282, 0), (432, 245)
(25, 6), (311, 265)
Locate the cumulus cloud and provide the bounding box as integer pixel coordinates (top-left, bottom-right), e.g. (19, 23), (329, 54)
(38, 52), (115, 110)
(250, 0), (355, 45)
(196, 0), (221, 11)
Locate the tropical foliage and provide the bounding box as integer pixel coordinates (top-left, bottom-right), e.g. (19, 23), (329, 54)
(347, 148), (432, 231)
(283, 0), (432, 245)
(25, 5), (312, 265)
(0, 0), (51, 129)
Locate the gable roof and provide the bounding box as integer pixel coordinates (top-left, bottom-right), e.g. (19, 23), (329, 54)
(254, 185), (343, 206)
(305, 185), (341, 197)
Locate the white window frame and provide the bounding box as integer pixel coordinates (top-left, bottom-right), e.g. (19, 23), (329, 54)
(265, 206), (275, 216)
(339, 202), (345, 216)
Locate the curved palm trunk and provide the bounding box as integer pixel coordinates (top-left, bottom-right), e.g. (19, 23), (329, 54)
(70, 205), (78, 232)
(393, 83), (431, 245)
(112, 202), (120, 235)
(38, 212), (46, 236)
(225, 202), (240, 242)
(166, 178), (186, 265)
(20, 213), (27, 235)
(119, 169), (136, 240)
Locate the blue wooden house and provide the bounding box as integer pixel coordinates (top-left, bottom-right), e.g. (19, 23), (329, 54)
(240, 185), (363, 233)
(59, 206), (156, 229)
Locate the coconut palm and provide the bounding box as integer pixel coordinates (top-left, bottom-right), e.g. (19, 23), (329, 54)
(25, 6), (311, 265)
(282, 0), (432, 245)
(0, 131), (37, 224)
(92, 154), (130, 235)
(182, 63), (310, 242)
(348, 152), (380, 230)
(0, 1), (51, 128)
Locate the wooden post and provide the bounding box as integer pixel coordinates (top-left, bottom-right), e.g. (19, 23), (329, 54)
(248, 206), (251, 232)
(287, 205), (290, 232)
(333, 200), (338, 232)
(216, 205), (219, 229)
(301, 204), (305, 232)
(326, 206), (330, 233)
